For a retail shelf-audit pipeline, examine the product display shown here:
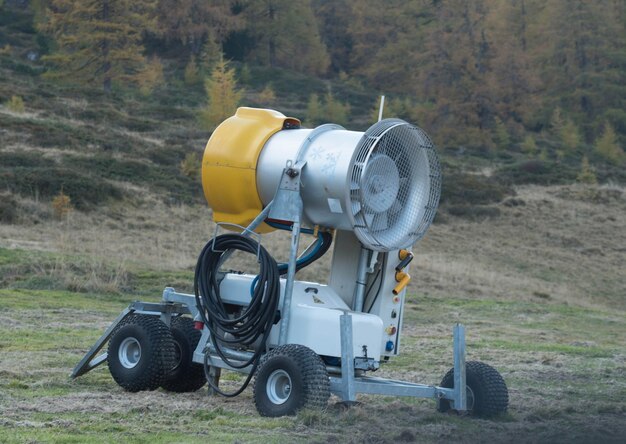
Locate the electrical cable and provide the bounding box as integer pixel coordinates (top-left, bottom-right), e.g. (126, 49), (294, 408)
(194, 233), (280, 397)
(365, 254), (387, 313)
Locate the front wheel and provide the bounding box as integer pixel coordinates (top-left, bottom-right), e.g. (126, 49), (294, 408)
(253, 344), (329, 417)
(437, 361), (508, 417)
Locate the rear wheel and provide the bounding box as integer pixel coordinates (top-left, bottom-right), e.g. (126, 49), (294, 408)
(161, 317), (206, 392)
(253, 344), (329, 417)
(437, 361), (508, 417)
(107, 314), (175, 392)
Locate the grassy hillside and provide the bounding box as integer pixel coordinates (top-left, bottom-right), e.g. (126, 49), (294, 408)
(1, 183), (624, 443)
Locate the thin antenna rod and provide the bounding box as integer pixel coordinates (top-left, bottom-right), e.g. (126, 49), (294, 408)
(377, 95), (385, 122)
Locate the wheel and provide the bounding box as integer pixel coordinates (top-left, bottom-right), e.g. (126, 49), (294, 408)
(253, 344), (330, 417)
(161, 316), (207, 392)
(437, 361), (508, 417)
(107, 314), (175, 392)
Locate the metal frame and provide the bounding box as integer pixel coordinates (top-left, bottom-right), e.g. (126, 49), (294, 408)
(72, 163), (468, 413)
(331, 314), (467, 410)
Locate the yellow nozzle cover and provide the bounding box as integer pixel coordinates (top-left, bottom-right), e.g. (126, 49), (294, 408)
(201, 107), (300, 233)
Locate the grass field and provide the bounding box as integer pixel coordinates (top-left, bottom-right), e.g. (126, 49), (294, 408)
(0, 286), (624, 443)
(1, 184), (625, 443)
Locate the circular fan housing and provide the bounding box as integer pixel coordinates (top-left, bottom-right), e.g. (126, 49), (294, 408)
(347, 119), (441, 251)
(231, 111), (443, 251)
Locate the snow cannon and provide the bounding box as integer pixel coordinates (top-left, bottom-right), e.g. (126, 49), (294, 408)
(201, 107), (440, 250)
(73, 107), (509, 419)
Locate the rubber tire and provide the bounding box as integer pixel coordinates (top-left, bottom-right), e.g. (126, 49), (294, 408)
(253, 344), (330, 417)
(437, 361), (508, 417)
(161, 317), (206, 392)
(107, 314), (175, 392)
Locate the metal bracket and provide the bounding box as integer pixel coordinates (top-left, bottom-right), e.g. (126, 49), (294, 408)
(333, 315), (467, 410)
(268, 160), (305, 222)
(70, 307), (134, 379)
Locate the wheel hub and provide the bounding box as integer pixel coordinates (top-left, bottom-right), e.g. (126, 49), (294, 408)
(466, 386), (475, 412)
(171, 340), (182, 371)
(266, 369), (292, 405)
(118, 337), (141, 369)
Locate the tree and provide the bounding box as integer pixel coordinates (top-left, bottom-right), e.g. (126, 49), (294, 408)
(493, 117), (510, 149)
(257, 85), (276, 105)
(536, 1), (626, 137)
(311, 0), (353, 73)
(155, 0), (241, 55)
(576, 156), (597, 184)
(41, 0), (157, 93)
(521, 135), (537, 156)
(183, 57), (201, 85)
(485, 0), (541, 127)
(595, 123), (624, 164)
(324, 92), (350, 126)
(136, 56), (164, 95)
(550, 107), (565, 138)
(561, 118), (581, 151)
(242, 0), (329, 75)
(199, 59), (243, 130)
(305, 93), (322, 126)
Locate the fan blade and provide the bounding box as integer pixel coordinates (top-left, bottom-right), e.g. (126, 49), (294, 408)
(372, 212), (388, 231)
(350, 181), (360, 190)
(364, 212), (375, 226)
(351, 201), (362, 215)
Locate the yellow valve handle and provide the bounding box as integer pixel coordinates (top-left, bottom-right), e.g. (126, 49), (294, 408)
(398, 249), (411, 260)
(393, 271), (411, 295)
(396, 249), (414, 272)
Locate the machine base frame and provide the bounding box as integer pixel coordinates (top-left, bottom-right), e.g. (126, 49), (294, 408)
(71, 288), (468, 412)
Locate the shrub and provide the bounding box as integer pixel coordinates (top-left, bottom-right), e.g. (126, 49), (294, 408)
(493, 160), (577, 186)
(1, 167), (123, 210)
(180, 152), (201, 179)
(0, 193), (18, 224)
(446, 205), (501, 221)
(51, 189), (72, 219)
(7, 95), (25, 113)
(441, 173), (514, 206)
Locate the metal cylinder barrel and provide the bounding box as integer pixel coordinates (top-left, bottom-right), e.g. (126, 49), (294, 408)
(256, 125), (363, 231)
(202, 107), (441, 251)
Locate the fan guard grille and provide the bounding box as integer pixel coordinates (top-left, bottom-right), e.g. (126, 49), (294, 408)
(348, 119), (441, 251)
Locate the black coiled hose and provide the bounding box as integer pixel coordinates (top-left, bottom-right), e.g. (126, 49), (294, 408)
(194, 233), (280, 397)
